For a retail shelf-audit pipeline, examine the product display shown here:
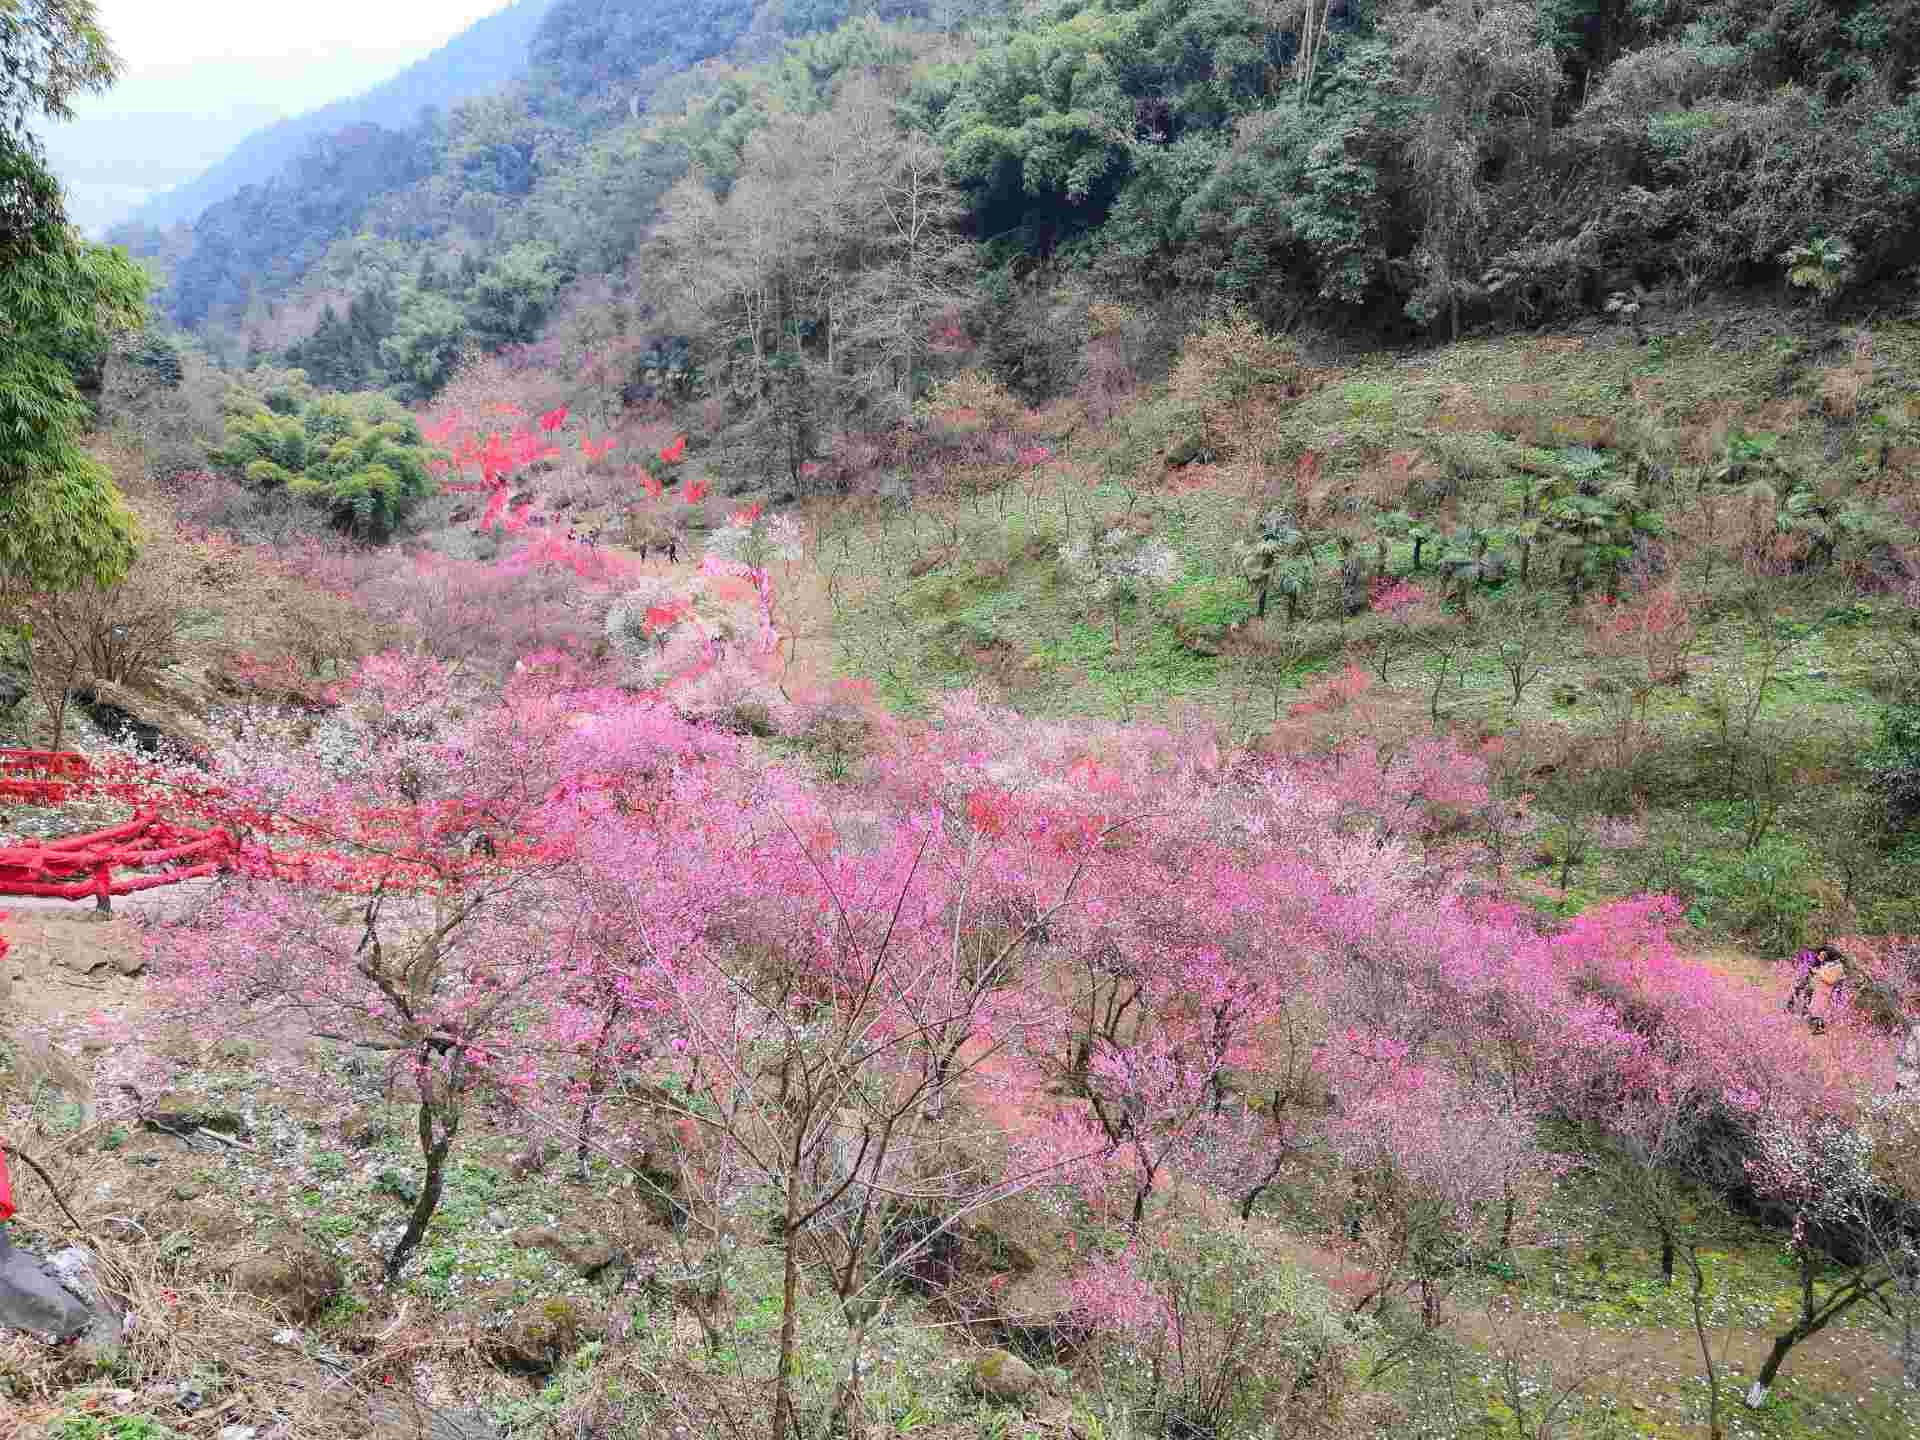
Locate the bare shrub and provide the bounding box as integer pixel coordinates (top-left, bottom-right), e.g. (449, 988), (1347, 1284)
(11, 500), (203, 746)
(1167, 307), (1302, 414)
(1078, 301), (1141, 429)
(166, 468), (335, 548)
(1076, 1226), (1355, 1438)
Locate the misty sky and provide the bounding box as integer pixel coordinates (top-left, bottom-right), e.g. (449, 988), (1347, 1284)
(41, 0), (511, 234)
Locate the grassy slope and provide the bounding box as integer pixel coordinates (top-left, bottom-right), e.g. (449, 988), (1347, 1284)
(825, 305), (1920, 943)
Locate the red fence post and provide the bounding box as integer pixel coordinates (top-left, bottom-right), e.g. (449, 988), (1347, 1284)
(0, 955), (13, 1208)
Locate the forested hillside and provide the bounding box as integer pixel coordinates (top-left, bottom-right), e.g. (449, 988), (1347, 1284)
(123, 0), (1920, 386)
(112, 0), (558, 232)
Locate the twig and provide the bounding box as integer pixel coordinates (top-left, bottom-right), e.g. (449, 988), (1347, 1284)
(142, 1118), (255, 1153)
(1, 1141), (91, 1238)
(313, 1030), (410, 1052)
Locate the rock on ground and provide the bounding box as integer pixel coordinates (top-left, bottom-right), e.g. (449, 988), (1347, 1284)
(0, 1229), (94, 1339)
(485, 1298), (584, 1376)
(969, 1348), (1040, 1404)
(228, 1245), (344, 1322)
(70, 678), (214, 758)
(43, 1244), (127, 1363)
(512, 1227), (622, 1279)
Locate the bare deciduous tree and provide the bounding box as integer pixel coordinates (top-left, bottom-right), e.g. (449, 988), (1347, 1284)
(1389, 1), (1560, 339)
(649, 79), (972, 490)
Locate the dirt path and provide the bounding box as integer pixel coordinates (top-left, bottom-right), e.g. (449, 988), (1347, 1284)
(1260, 1231), (1902, 1414)
(1, 907), (157, 1023)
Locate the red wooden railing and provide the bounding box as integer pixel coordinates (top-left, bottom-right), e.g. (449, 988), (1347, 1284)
(0, 811), (233, 907)
(0, 751), (234, 909)
(0, 749), (536, 908)
(0, 750), (93, 806)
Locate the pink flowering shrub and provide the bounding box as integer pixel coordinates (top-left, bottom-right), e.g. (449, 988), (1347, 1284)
(1070, 1227), (1354, 1432)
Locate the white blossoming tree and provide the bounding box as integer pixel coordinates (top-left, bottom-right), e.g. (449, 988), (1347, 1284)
(1060, 528), (1184, 647)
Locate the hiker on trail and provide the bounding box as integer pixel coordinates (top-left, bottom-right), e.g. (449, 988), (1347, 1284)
(1785, 948), (1819, 1015)
(637, 540), (649, 561)
(667, 536), (679, 564)
(567, 527), (579, 544)
(1785, 944), (1847, 1030)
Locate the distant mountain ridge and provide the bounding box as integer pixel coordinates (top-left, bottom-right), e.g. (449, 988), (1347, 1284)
(121, 0), (559, 232)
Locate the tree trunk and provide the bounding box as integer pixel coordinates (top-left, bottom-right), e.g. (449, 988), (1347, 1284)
(1747, 1255), (1891, 1407)
(1898, 1268), (1919, 1395)
(1241, 1149), (1287, 1222)
(1684, 1245), (1724, 1439)
(575, 1001), (622, 1181)
(828, 1310), (874, 1438)
(1420, 1274), (1441, 1328)
(770, 1153), (804, 1440)
(1750, 1329), (1800, 1408)
(37, 650), (82, 752)
(387, 1059), (460, 1280)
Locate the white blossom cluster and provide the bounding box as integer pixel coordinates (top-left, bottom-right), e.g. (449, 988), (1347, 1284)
(1128, 538), (1183, 587)
(766, 512), (805, 565)
(1058, 528), (1183, 599)
(209, 696), (399, 786)
(701, 521), (756, 564)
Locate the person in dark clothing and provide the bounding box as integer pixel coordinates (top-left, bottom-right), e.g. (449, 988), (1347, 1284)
(1785, 944), (1847, 1030)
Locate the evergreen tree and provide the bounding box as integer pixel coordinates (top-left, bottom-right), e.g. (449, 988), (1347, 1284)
(0, 0), (148, 596)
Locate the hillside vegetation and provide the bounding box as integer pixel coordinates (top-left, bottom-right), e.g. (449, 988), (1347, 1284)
(111, 0), (1920, 381)
(4, 1), (1920, 1439)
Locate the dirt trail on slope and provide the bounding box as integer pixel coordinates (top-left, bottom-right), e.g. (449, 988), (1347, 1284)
(2, 907), (157, 1023)
(1259, 1231), (1902, 1413)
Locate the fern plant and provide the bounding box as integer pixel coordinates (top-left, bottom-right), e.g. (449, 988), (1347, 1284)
(1780, 236), (1856, 300)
